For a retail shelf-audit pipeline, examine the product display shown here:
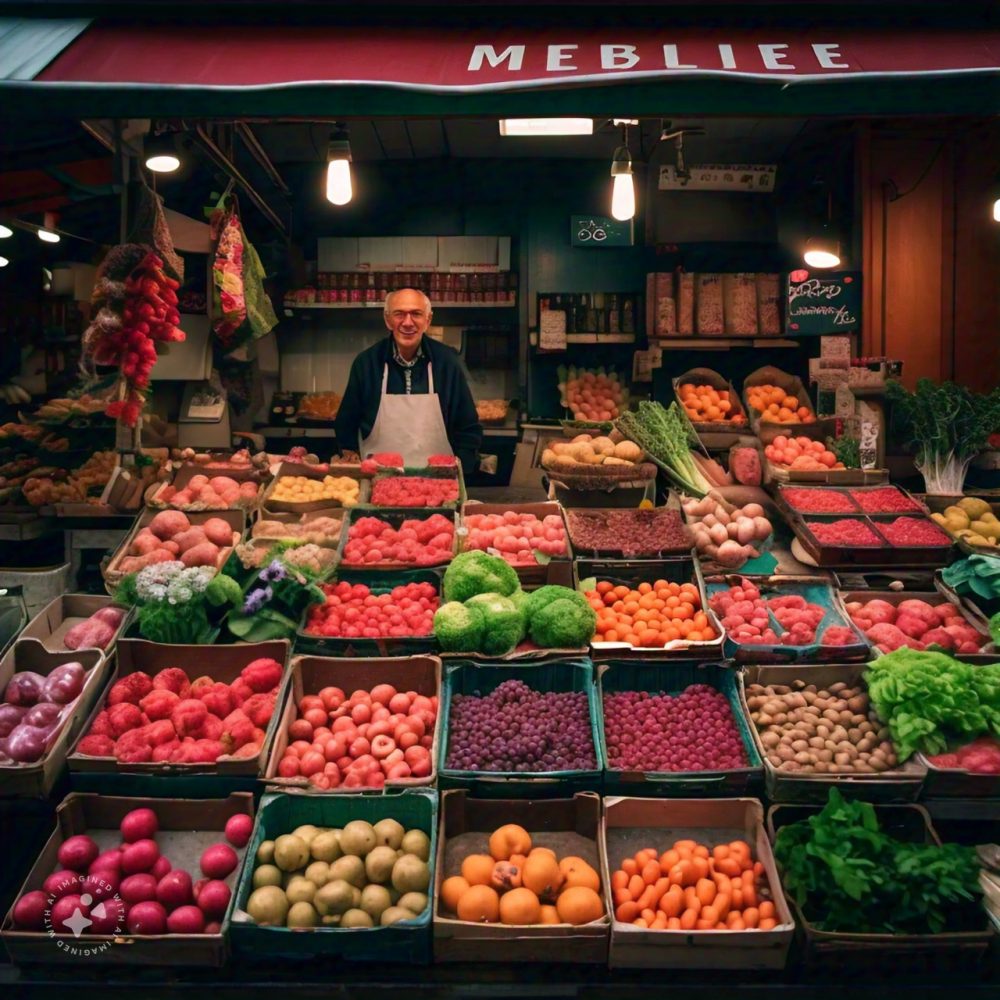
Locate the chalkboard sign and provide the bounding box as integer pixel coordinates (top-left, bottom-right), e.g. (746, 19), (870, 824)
(785, 270), (861, 336)
(570, 215), (634, 247)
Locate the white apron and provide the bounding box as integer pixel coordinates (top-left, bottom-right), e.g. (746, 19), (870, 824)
(359, 361), (454, 466)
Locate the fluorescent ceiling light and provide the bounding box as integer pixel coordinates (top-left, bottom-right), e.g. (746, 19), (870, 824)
(0, 256), (8, 267)
(0, 225), (11, 239)
(37, 229), (60, 244)
(499, 118), (593, 136)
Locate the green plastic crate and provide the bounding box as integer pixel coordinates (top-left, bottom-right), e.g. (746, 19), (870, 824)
(230, 789), (437, 963)
(293, 567), (442, 658)
(597, 660), (762, 797)
(439, 658), (605, 798)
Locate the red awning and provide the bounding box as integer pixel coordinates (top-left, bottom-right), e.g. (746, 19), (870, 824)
(37, 24), (1000, 92)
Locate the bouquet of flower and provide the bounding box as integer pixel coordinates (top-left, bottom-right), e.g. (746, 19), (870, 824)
(115, 561), (238, 644)
(225, 555), (326, 642)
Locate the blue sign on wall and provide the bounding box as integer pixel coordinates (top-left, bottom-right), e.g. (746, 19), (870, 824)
(571, 215), (634, 247)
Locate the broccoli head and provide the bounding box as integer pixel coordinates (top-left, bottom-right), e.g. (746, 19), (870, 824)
(527, 588), (597, 648)
(443, 550), (519, 603)
(509, 589), (529, 640)
(433, 601), (485, 652)
(525, 585), (590, 621)
(465, 593), (523, 656)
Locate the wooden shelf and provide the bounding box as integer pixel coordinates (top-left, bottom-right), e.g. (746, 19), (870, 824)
(284, 301), (516, 311)
(656, 337), (799, 350)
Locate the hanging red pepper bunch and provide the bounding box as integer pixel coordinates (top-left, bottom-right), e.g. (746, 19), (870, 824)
(83, 244), (185, 427)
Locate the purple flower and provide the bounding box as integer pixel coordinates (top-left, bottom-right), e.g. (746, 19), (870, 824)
(260, 559), (287, 584)
(242, 585), (274, 615)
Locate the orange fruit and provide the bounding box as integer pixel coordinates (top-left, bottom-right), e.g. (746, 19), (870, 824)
(488, 823), (532, 861)
(559, 856), (601, 892)
(461, 853), (498, 887)
(556, 886), (604, 925)
(522, 852), (564, 902)
(456, 884), (500, 923)
(528, 846), (556, 859)
(539, 905), (561, 925)
(441, 875), (470, 913)
(499, 886), (542, 925)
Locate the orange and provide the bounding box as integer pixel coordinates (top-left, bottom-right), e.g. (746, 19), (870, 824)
(539, 904), (561, 925)
(499, 886), (542, 925)
(559, 856), (601, 892)
(456, 884), (500, 923)
(522, 851), (564, 902)
(461, 854), (497, 886)
(556, 886), (604, 925)
(441, 875), (470, 913)
(488, 823), (532, 861)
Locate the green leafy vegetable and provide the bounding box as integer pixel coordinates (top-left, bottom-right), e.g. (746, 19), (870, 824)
(864, 649), (1000, 759)
(942, 555), (1000, 606)
(827, 435), (861, 469)
(887, 378), (1000, 495)
(616, 401), (711, 497)
(990, 612), (1000, 646)
(773, 788), (982, 934)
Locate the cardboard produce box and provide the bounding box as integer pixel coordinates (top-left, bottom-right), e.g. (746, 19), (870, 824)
(229, 789), (436, 963)
(19, 594), (131, 654)
(1, 791), (253, 967)
(766, 802), (992, 972)
(264, 654), (442, 793)
(602, 797), (795, 969)
(250, 506), (346, 549)
(147, 463), (267, 511)
(433, 790), (609, 963)
(263, 462), (367, 514)
(67, 639), (290, 785)
(0, 642), (107, 798)
(458, 501), (573, 589)
(103, 507), (246, 594)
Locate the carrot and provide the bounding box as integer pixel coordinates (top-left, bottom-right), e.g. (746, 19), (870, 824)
(650, 877), (671, 906)
(742, 907), (759, 929)
(640, 907), (656, 924)
(650, 913), (668, 930)
(622, 858), (638, 877)
(714, 892), (731, 920)
(659, 849), (680, 873)
(683, 887), (701, 913)
(611, 870), (629, 892)
(679, 908), (698, 930)
(628, 874), (645, 900)
(613, 888), (632, 906)
(759, 917), (777, 930)
(691, 856), (710, 881)
(641, 860), (661, 886)
(636, 886), (657, 912)
(634, 917), (648, 928)
(616, 901), (638, 922)
(659, 885), (684, 918)
(758, 901), (775, 920)
(667, 916), (682, 930)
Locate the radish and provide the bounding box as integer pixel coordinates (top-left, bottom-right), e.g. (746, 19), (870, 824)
(200, 843), (238, 880)
(57, 835), (99, 873)
(13, 890), (48, 930)
(224, 813), (253, 848)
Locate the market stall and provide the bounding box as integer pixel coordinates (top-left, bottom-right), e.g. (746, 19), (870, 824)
(1, 1), (1000, 995)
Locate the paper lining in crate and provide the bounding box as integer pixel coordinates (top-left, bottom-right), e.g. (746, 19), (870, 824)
(263, 654), (442, 794)
(102, 508), (246, 594)
(18, 594), (131, 659)
(602, 796), (795, 969)
(737, 663), (925, 804)
(0, 642), (108, 798)
(263, 461), (367, 513)
(432, 790), (610, 963)
(1, 791), (253, 967)
(67, 639), (291, 781)
(765, 801), (992, 971)
(146, 463), (267, 511)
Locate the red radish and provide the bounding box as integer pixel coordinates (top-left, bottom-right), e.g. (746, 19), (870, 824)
(150, 855), (171, 880)
(386, 761), (412, 780)
(127, 900), (167, 935)
(224, 813), (253, 848)
(50, 895), (87, 934)
(121, 839), (159, 875)
(200, 843), (238, 880)
(120, 807), (159, 843)
(371, 735), (395, 759)
(88, 849), (123, 875)
(166, 905), (205, 934)
(156, 870), (193, 910)
(58, 835), (99, 873)
(370, 684), (396, 706)
(82, 870), (120, 902)
(44, 870), (82, 900)
(120, 874), (158, 904)
(204, 920), (221, 934)
(89, 897), (126, 935)
(13, 891), (49, 930)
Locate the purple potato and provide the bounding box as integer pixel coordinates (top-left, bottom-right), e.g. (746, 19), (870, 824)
(0, 703), (27, 737)
(7, 724), (53, 763)
(40, 662), (85, 705)
(24, 702), (63, 729)
(3, 672), (45, 707)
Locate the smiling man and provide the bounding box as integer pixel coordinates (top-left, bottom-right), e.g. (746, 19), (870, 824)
(335, 288), (483, 472)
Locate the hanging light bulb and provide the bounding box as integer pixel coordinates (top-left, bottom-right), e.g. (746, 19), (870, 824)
(144, 128), (180, 174)
(0, 256), (8, 268)
(326, 125), (353, 206)
(992, 196), (1000, 223)
(610, 130), (635, 222)
(803, 234), (841, 269)
(0, 224), (11, 239)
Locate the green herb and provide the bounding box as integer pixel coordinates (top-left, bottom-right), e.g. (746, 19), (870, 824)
(990, 612), (1000, 646)
(864, 649), (1000, 759)
(887, 379), (1000, 494)
(942, 554), (1000, 605)
(773, 788), (982, 934)
(827, 435), (861, 469)
(616, 401), (711, 497)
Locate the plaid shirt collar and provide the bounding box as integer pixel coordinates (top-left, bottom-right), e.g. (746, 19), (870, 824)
(391, 337), (424, 369)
